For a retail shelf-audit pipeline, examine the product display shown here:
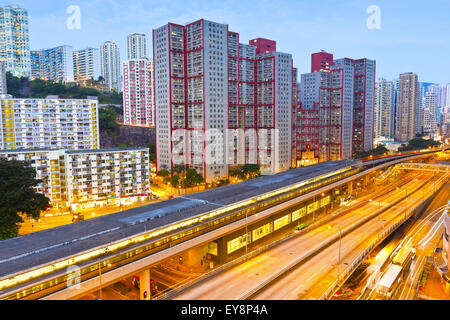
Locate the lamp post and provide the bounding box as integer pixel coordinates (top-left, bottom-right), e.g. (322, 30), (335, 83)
(245, 210), (248, 256)
(378, 218), (386, 239)
(98, 247), (110, 300)
(328, 225), (342, 281)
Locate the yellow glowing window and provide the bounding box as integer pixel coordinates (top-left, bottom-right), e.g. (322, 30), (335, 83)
(307, 200), (320, 214)
(292, 207), (306, 222)
(252, 223), (273, 242)
(320, 196), (331, 208)
(274, 214), (291, 231)
(227, 233), (251, 254)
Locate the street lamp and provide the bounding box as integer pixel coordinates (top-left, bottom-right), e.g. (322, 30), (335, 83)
(98, 247), (110, 300)
(328, 225), (342, 281)
(245, 210), (248, 256)
(378, 218), (386, 238)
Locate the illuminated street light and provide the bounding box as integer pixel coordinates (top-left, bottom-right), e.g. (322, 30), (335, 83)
(98, 247), (110, 300)
(328, 225), (342, 281)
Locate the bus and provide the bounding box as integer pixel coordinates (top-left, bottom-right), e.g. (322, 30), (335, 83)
(132, 275), (158, 296)
(375, 264), (403, 299)
(392, 247), (414, 276)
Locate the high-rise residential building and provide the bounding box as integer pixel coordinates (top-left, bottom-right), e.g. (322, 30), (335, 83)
(422, 91), (437, 135)
(73, 47), (101, 82)
(397, 72), (419, 142)
(0, 147), (150, 208)
(333, 58), (376, 153)
(127, 33), (148, 60)
(393, 78), (399, 138)
(0, 6), (31, 78)
(100, 41), (122, 92)
(153, 19), (293, 182)
(374, 79), (395, 139)
(428, 84), (449, 125)
(228, 37), (293, 175)
(123, 33), (153, 126)
(122, 59), (153, 126)
(446, 84), (450, 108)
(419, 82), (434, 133)
(295, 57), (354, 165)
(311, 51), (333, 73)
(0, 61), (7, 94)
(440, 106), (450, 139)
(0, 97), (99, 150)
(291, 68), (299, 168)
(31, 46), (74, 82)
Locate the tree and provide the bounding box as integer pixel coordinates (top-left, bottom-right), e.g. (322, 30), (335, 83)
(170, 175), (181, 188)
(98, 107), (119, 135)
(242, 164), (261, 179)
(5, 73), (123, 105)
(229, 164), (261, 181)
(182, 169), (204, 187)
(147, 143), (156, 164)
(157, 170), (170, 178)
(354, 144), (389, 159)
(229, 166), (246, 180)
(398, 138), (440, 152)
(0, 159), (50, 239)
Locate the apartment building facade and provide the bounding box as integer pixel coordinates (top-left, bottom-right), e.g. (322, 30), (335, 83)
(422, 91), (437, 135)
(0, 5), (31, 78)
(0, 147), (150, 208)
(153, 19), (293, 182)
(294, 53), (355, 165)
(374, 78), (395, 139)
(73, 47), (101, 82)
(127, 33), (149, 60)
(0, 61), (6, 94)
(31, 45), (74, 82)
(334, 58), (376, 154)
(100, 40), (122, 92)
(0, 97), (99, 150)
(227, 35), (293, 175)
(397, 72), (419, 142)
(123, 59), (154, 126)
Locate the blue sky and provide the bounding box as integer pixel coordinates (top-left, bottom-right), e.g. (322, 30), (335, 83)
(6, 0), (450, 83)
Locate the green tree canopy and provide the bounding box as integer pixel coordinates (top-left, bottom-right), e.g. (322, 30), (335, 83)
(354, 144), (389, 159)
(182, 169), (204, 187)
(229, 164), (261, 180)
(6, 72), (123, 105)
(98, 106), (119, 134)
(0, 159), (50, 239)
(157, 170), (170, 178)
(398, 138), (441, 152)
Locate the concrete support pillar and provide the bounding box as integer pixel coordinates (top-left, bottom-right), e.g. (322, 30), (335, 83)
(139, 269), (151, 300)
(347, 181), (353, 195)
(364, 175), (369, 187)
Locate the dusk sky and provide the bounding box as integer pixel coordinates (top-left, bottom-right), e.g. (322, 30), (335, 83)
(6, 0), (450, 83)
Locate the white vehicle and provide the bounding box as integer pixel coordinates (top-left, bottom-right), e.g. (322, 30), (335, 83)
(376, 264), (403, 300)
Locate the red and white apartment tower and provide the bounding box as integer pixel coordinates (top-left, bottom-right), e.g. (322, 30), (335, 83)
(293, 52), (376, 165)
(294, 52), (355, 165)
(123, 59), (154, 126)
(153, 19), (293, 182)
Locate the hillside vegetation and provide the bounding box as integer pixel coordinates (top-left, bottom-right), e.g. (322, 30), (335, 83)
(5, 72), (123, 105)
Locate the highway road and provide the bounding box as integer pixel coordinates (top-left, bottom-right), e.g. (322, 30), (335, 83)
(173, 171), (439, 300)
(252, 173), (444, 300)
(368, 184), (450, 300)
